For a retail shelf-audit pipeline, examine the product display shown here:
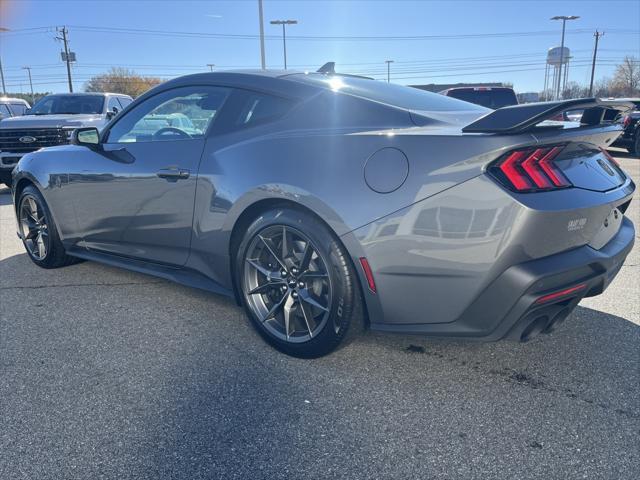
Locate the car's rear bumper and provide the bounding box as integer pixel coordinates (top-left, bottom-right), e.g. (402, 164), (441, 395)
(370, 216), (635, 341)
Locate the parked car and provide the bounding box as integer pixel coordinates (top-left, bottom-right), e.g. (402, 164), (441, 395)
(610, 98), (640, 157)
(0, 92), (132, 187)
(439, 86), (518, 109)
(10, 71), (636, 357)
(0, 97), (31, 120)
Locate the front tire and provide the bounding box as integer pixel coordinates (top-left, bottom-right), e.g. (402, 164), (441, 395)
(17, 186), (79, 269)
(236, 207), (360, 358)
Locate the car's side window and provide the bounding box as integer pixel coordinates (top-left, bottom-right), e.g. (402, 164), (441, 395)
(107, 86), (230, 143)
(0, 104), (11, 117)
(233, 92), (294, 127)
(107, 97), (121, 114)
(117, 97), (132, 109)
(10, 104), (27, 115)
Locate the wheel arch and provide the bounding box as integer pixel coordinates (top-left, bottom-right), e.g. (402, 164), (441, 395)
(226, 197), (371, 325)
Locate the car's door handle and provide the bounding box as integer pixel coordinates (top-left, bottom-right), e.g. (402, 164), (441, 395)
(156, 167), (190, 181)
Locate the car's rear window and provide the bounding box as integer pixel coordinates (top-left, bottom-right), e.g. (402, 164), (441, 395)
(445, 88), (518, 109)
(287, 74), (486, 112)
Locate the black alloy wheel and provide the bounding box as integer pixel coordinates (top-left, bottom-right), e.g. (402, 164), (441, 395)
(237, 208), (361, 357)
(17, 185), (79, 269)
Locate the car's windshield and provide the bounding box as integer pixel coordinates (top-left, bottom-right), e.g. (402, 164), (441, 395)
(28, 95), (105, 115)
(445, 88), (518, 109)
(287, 74), (487, 112)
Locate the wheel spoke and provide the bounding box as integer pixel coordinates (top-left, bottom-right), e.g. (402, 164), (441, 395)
(24, 228), (38, 240)
(298, 299), (316, 338)
(248, 282), (283, 295)
(36, 232), (46, 258)
(246, 258), (273, 278)
(261, 291), (288, 323)
(299, 270), (328, 279)
(259, 235), (288, 272)
(299, 289), (329, 312)
(283, 293), (295, 339)
(27, 198), (38, 222)
(281, 226), (290, 262)
(299, 242), (314, 271)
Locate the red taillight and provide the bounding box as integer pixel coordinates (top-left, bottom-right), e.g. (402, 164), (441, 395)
(492, 145), (571, 192)
(359, 257), (377, 293)
(534, 283), (587, 305)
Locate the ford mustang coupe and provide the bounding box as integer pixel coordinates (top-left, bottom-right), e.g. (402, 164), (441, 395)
(11, 70), (635, 357)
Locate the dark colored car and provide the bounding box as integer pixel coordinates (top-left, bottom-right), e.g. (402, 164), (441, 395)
(611, 99), (640, 157)
(10, 71), (636, 357)
(439, 86), (518, 109)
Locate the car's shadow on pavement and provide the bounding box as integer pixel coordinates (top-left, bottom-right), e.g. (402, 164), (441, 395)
(1, 252), (638, 478)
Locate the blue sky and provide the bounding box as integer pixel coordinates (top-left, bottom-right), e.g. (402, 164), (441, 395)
(1, 0), (639, 94)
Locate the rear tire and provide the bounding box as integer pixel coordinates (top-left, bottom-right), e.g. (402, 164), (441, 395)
(235, 207), (361, 358)
(17, 186), (79, 269)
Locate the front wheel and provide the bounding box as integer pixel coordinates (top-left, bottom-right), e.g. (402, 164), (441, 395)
(236, 208), (361, 358)
(17, 185), (79, 269)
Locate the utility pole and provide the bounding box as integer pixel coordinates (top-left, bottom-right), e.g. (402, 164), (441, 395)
(270, 20), (297, 69)
(589, 30), (604, 97)
(385, 60), (394, 83)
(56, 26), (73, 92)
(22, 66), (34, 102)
(0, 56), (6, 96)
(207, 63), (215, 72)
(258, 0), (266, 69)
(0, 27), (9, 95)
(551, 15), (579, 100)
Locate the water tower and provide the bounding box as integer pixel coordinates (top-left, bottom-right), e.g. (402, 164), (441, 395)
(544, 46), (571, 100)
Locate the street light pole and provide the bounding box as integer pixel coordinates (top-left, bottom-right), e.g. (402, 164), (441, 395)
(258, 0), (266, 69)
(589, 30), (604, 97)
(22, 66), (34, 102)
(385, 60), (394, 83)
(0, 27), (9, 95)
(270, 20), (298, 69)
(207, 63), (215, 72)
(551, 15), (579, 100)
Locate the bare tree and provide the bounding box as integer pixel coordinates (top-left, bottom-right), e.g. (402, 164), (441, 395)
(561, 81), (589, 100)
(85, 68), (162, 98)
(611, 56), (640, 96)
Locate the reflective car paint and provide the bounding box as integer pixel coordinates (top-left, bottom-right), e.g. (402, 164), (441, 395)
(11, 71), (636, 338)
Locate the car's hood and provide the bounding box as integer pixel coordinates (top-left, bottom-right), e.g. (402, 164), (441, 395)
(0, 114), (106, 129)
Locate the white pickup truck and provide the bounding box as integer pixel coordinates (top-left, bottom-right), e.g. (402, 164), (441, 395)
(0, 92), (132, 187)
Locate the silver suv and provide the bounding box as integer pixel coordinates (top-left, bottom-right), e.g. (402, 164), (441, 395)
(0, 92), (133, 186)
(0, 97), (31, 120)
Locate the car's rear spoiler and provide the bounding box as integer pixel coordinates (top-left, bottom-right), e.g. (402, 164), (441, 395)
(462, 98), (635, 134)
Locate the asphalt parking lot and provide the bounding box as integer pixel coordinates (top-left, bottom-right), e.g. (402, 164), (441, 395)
(0, 149), (638, 480)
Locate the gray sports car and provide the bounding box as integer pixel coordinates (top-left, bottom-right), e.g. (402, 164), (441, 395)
(11, 69), (636, 357)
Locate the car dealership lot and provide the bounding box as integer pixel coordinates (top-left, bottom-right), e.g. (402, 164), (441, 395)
(0, 151), (638, 479)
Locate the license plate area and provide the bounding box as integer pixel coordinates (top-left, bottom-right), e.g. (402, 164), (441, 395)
(588, 207), (623, 250)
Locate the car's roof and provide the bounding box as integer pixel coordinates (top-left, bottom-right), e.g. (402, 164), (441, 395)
(0, 97), (30, 104)
(42, 92), (131, 98)
(444, 86), (515, 91)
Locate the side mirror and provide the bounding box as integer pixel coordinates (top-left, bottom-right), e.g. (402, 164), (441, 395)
(24, 108), (32, 115)
(71, 127), (101, 147)
(106, 107), (118, 120)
